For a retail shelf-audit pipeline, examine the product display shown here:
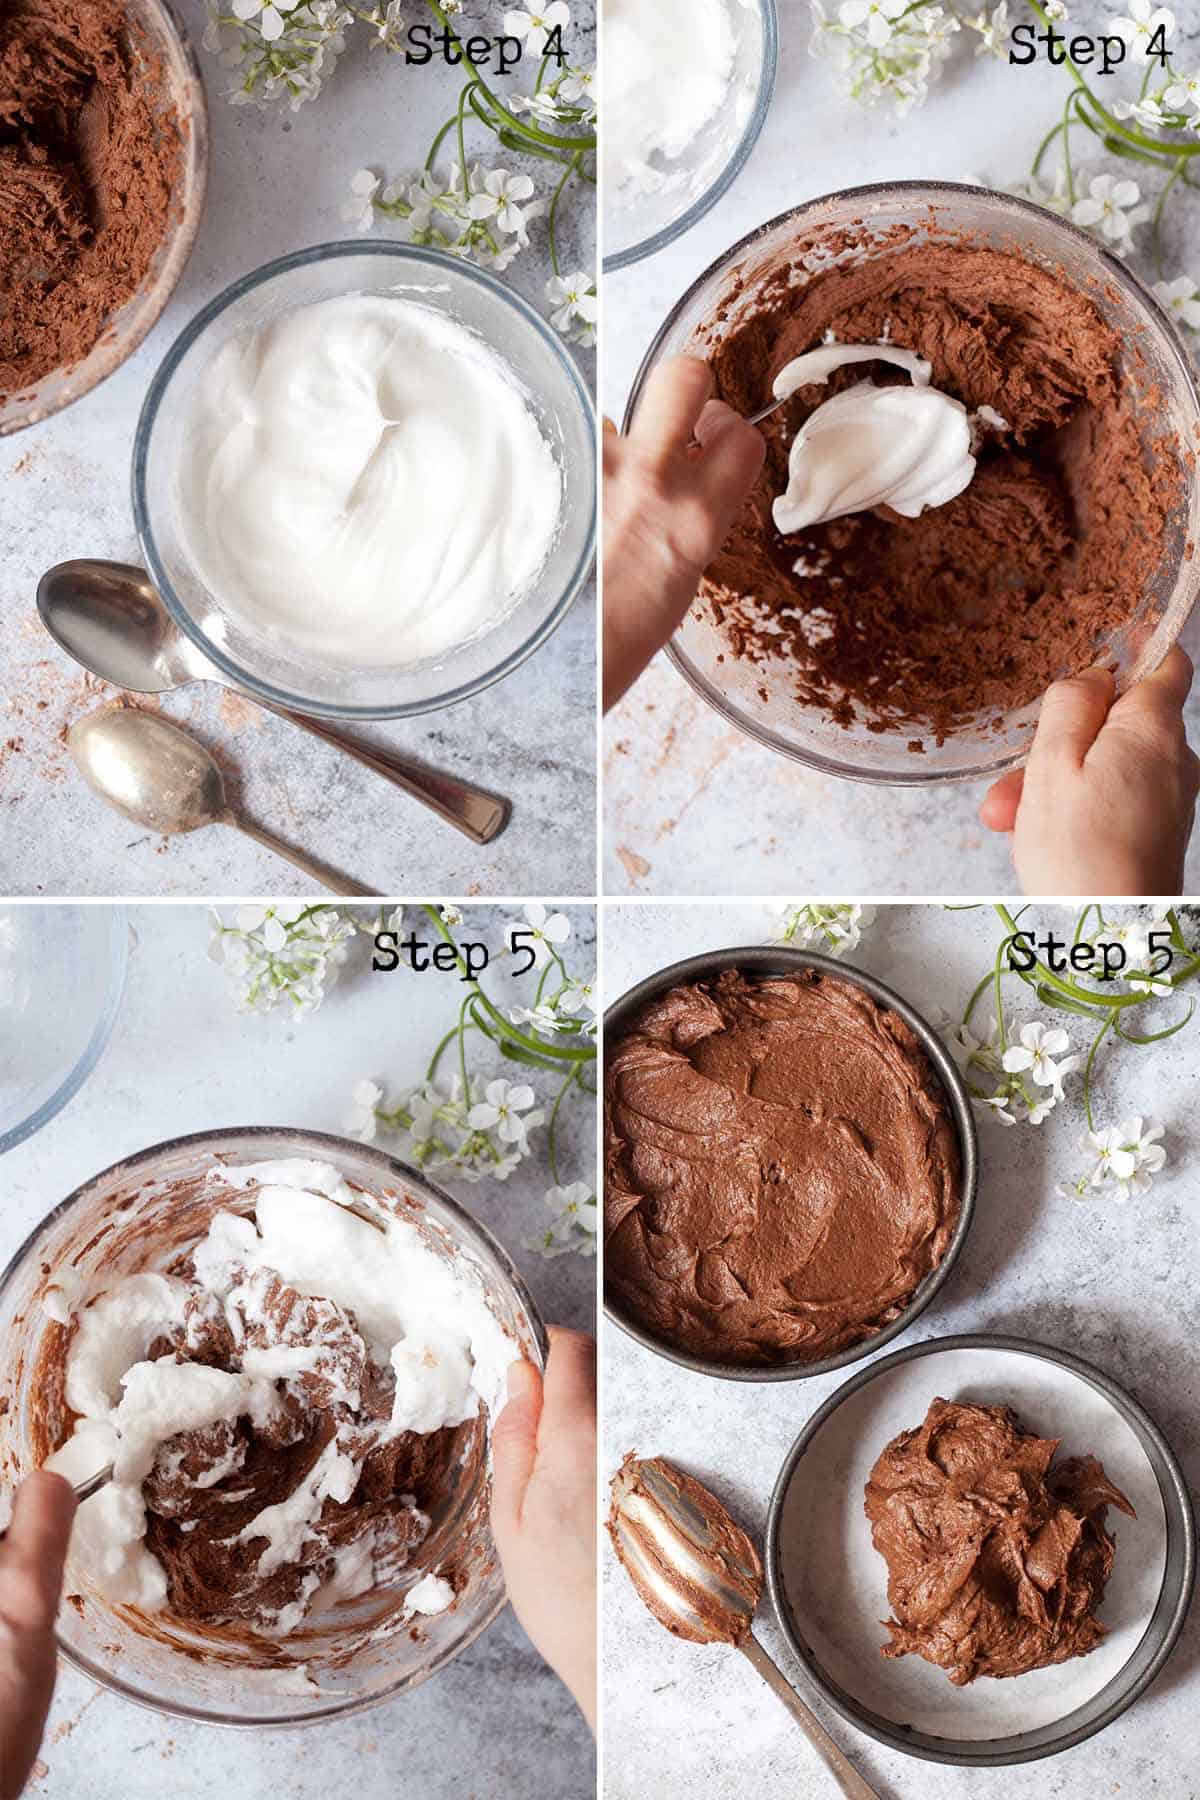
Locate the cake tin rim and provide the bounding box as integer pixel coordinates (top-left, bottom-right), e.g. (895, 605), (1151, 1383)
(602, 946), (978, 1381)
(623, 178), (1200, 786)
(763, 1331), (1197, 1767)
(0, 1124), (548, 1728)
(603, 0), (779, 273)
(132, 239), (597, 722)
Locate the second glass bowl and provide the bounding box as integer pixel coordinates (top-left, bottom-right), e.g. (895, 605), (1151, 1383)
(133, 243), (596, 720)
(626, 183), (1200, 784)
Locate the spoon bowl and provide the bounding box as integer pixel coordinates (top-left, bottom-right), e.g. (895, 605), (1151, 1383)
(38, 560), (510, 845)
(67, 708), (370, 895)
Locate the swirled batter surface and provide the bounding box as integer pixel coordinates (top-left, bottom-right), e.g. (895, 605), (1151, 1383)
(604, 969), (961, 1364)
(866, 1397), (1135, 1684)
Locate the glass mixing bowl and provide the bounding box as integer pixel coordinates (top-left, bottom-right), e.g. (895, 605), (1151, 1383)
(0, 906), (128, 1155)
(604, 0), (778, 271)
(132, 243), (596, 720)
(0, 1128), (546, 1726)
(625, 182), (1200, 784)
(0, 0), (208, 436)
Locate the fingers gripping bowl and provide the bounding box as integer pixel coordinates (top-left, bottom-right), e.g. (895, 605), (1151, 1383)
(0, 1129), (546, 1726)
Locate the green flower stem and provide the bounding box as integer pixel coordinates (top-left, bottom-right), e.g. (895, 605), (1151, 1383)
(421, 0), (595, 154)
(993, 905), (1200, 1009)
(1081, 1011), (1116, 1132)
(422, 905), (594, 1065)
(547, 1063), (580, 1186)
(1023, 0), (1200, 163)
(548, 151), (583, 277)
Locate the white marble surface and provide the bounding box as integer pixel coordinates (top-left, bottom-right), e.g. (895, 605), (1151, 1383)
(602, 0), (1200, 897)
(0, 1), (596, 898)
(601, 900), (1200, 1799)
(0, 901), (597, 1798)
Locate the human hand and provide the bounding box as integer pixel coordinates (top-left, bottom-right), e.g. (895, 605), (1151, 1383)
(491, 1327), (596, 1731)
(981, 646), (1200, 895)
(603, 354), (765, 710)
(0, 1471), (76, 1800)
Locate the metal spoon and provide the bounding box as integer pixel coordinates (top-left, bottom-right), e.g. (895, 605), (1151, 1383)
(37, 559), (510, 846)
(610, 1456), (882, 1800)
(67, 706), (373, 896)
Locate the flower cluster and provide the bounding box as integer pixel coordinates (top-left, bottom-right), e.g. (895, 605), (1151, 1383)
(530, 1181), (597, 1257)
(772, 901), (872, 956)
(344, 162), (543, 273)
(955, 1017), (1079, 1126)
(208, 903), (357, 1013)
(203, 0), (354, 109)
(1058, 1118), (1167, 1203)
(810, 0), (961, 112)
(349, 1072), (545, 1182)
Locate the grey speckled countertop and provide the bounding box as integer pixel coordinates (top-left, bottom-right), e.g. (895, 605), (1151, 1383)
(1, 902), (597, 1798)
(603, 0), (1200, 898)
(0, 0), (596, 899)
(601, 901), (1199, 1800)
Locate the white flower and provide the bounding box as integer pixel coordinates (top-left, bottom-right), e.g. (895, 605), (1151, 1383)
(952, 1015), (1001, 1076)
(233, 900), (306, 950)
(838, 0), (907, 47)
(503, 2), (570, 54)
(1011, 167), (1072, 218)
(468, 168), (535, 235)
(559, 977), (596, 1020)
(1111, 1), (1175, 65)
(966, 1), (1008, 56)
(1086, 1116), (1166, 1199)
(1071, 174), (1147, 247)
(519, 902), (571, 967)
(342, 168), (380, 230)
(1164, 73), (1200, 116)
(467, 1078), (540, 1149)
(1128, 967), (1173, 997)
(545, 271), (597, 346)
(530, 1182), (597, 1258)
(233, 0), (285, 39)
(1113, 95), (1169, 130)
(510, 1001), (563, 1034)
(1044, 0), (1067, 15)
(347, 1078), (383, 1142)
(558, 63), (594, 109)
(1153, 275), (1200, 330)
(440, 903), (464, 927)
(510, 90), (568, 121)
(1001, 1021), (1076, 1090)
(981, 1094), (1017, 1125)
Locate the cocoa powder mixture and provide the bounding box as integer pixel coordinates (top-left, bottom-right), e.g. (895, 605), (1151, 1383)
(0, 0), (180, 395)
(604, 968), (961, 1365)
(866, 1397), (1135, 1685)
(697, 240), (1182, 744)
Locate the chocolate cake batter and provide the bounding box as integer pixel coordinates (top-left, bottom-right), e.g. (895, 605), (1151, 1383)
(865, 1397), (1135, 1684)
(0, 0), (179, 395)
(698, 240), (1181, 742)
(138, 1263), (460, 1632)
(604, 968), (961, 1365)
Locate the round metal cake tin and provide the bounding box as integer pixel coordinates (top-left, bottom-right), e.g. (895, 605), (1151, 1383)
(764, 1333), (1196, 1767)
(602, 948), (978, 1381)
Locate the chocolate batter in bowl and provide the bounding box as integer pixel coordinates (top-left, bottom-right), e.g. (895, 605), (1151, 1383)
(603, 949), (977, 1380)
(0, 1128), (545, 1726)
(0, 0), (207, 435)
(624, 183), (1200, 783)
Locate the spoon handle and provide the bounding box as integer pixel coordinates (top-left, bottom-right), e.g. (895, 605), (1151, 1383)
(258, 702), (510, 846)
(739, 1636), (883, 1800)
(222, 812), (375, 897)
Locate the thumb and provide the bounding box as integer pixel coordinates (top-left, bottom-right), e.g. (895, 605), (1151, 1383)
(1029, 667), (1115, 767)
(980, 769), (1024, 834)
(490, 1360), (543, 1536)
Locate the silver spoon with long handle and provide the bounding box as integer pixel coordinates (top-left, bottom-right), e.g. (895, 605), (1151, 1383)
(37, 559), (509, 846)
(68, 706), (373, 895)
(610, 1456), (882, 1800)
